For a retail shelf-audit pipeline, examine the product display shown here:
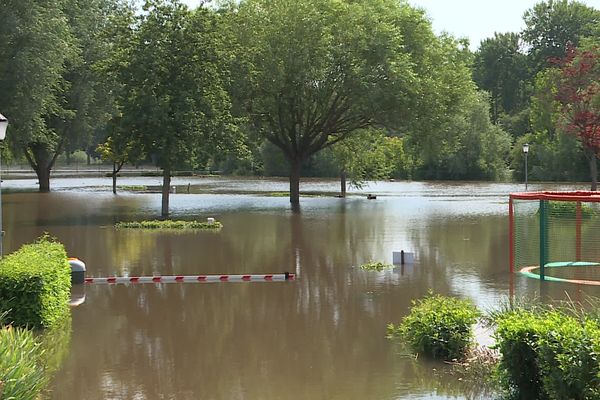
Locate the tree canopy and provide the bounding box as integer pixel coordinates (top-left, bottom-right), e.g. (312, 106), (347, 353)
(227, 0), (424, 205)
(117, 0), (238, 216)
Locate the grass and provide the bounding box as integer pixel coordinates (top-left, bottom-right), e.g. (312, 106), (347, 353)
(115, 219), (223, 230)
(0, 315), (72, 400)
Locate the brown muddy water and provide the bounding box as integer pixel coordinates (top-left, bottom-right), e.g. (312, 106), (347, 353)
(3, 177), (599, 400)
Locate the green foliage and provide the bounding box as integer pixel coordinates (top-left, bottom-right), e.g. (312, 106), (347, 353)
(0, 236), (71, 329)
(493, 310), (548, 399)
(360, 261), (394, 271)
(389, 294), (480, 361)
(412, 90), (512, 180)
(473, 32), (530, 121)
(0, 0), (77, 191)
(115, 220), (223, 230)
(493, 306), (600, 400)
(0, 314), (72, 400)
(522, 0), (600, 73)
(0, 326), (47, 400)
(117, 1), (240, 215)
(545, 200), (595, 218)
(332, 130), (407, 189)
(228, 0), (428, 202)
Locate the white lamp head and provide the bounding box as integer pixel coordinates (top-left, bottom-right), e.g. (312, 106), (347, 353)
(0, 114), (7, 141)
(522, 143), (529, 154)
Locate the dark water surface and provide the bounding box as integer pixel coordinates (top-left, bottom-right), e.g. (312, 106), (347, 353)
(3, 177), (599, 400)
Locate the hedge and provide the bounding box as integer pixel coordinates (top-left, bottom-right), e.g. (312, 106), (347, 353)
(494, 309), (600, 400)
(0, 236), (71, 329)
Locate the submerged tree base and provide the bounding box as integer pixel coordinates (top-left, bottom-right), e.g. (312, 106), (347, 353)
(115, 220), (223, 230)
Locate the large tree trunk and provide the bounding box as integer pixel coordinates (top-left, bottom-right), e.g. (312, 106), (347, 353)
(289, 158), (302, 206)
(25, 141), (63, 193)
(590, 153), (598, 191)
(161, 167), (171, 218)
(37, 167), (51, 192)
(340, 168), (347, 198)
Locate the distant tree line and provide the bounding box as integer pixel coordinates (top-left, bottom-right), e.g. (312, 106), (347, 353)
(0, 0), (598, 214)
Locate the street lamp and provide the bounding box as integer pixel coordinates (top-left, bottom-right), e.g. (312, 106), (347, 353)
(0, 113), (7, 257)
(522, 143), (529, 191)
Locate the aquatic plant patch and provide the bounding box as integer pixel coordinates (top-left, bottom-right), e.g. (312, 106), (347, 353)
(115, 219), (223, 230)
(0, 236), (71, 329)
(360, 261), (394, 271)
(388, 293), (480, 361)
(118, 185), (147, 191)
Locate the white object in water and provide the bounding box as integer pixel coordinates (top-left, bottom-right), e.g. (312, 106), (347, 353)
(207, 217), (215, 225)
(393, 251), (414, 265)
(69, 258), (86, 284)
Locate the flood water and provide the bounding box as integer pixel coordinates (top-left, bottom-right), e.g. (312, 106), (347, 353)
(3, 177), (600, 400)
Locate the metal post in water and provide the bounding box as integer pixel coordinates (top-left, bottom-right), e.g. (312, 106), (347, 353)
(540, 199), (548, 281)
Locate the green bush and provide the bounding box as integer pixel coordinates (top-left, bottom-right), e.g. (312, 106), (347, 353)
(115, 219), (223, 230)
(0, 325), (47, 400)
(0, 236), (71, 329)
(538, 314), (600, 400)
(493, 310), (549, 400)
(389, 294), (480, 360)
(494, 308), (600, 400)
(544, 201), (595, 219)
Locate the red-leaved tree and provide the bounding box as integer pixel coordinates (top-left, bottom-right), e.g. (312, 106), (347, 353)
(554, 44), (600, 190)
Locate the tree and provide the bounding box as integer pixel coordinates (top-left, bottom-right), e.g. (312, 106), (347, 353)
(331, 130), (403, 197)
(57, 0), (135, 167)
(554, 45), (600, 189)
(119, 0), (237, 217)
(472, 32), (530, 123)
(228, 0), (424, 206)
(0, 0), (133, 192)
(0, 0), (76, 192)
(522, 0), (600, 74)
(96, 116), (143, 194)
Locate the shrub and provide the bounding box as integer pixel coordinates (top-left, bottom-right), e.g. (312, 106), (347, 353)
(115, 219), (223, 230)
(542, 201), (595, 219)
(537, 314), (600, 400)
(494, 307), (600, 400)
(0, 236), (71, 329)
(493, 310), (549, 400)
(389, 294), (480, 360)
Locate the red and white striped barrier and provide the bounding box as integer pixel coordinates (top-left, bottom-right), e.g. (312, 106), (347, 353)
(84, 272), (295, 285)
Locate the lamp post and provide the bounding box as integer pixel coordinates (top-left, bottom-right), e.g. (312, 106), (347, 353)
(0, 114), (7, 257)
(522, 143), (529, 191)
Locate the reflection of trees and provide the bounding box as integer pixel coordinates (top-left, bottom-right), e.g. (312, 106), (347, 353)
(40, 193), (519, 399)
(50, 205), (481, 399)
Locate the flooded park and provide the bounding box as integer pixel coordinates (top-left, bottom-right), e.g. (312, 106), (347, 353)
(3, 176), (599, 399)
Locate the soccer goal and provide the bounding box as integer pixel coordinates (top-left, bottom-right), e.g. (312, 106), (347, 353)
(509, 191), (600, 284)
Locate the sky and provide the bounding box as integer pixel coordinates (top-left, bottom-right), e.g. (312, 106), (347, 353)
(181, 0), (600, 50)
